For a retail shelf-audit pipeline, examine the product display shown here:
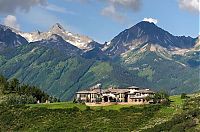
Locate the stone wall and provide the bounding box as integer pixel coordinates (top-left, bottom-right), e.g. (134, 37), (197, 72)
(85, 102), (117, 106)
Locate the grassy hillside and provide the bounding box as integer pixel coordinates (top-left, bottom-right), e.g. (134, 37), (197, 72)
(0, 94), (199, 131)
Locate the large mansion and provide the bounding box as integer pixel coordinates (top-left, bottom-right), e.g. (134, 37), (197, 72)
(76, 85), (155, 106)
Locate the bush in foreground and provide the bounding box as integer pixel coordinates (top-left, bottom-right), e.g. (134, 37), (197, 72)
(2, 94), (36, 105)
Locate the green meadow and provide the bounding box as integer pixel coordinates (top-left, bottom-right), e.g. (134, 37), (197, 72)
(28, 102), (145, 111)
(1, 94), (199, 131)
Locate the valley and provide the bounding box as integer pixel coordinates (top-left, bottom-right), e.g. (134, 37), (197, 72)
(0, 0), (199, 131)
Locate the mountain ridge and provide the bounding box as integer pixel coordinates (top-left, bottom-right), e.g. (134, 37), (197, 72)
(0, 21), (199, 100)
(103, 21), (196, 57)
(5, 23), (98, 51)
(0, 25), (28, 51)
(2, 22), (198, 55)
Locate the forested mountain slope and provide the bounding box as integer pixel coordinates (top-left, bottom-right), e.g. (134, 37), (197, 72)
(0, 22), (199, 100)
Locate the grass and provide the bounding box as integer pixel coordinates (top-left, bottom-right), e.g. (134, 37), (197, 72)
(170, 95), (183, 106)
(2, 95), (199, 131)
(28, 102), (146, 111)
(27, 95), (184, 130)
(0, 93), (6, 104)
(0, 104), (162, 131)
(93, 104), (147, 111)
(28, 102), (87, 110)
(28, 95), (183, 111)
(138, 96), (183, 130)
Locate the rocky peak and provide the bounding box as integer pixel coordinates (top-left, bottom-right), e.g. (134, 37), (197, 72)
(104, 21), (196, 56)
(50, 23), (66, 33)
(47, 34), (63, 41)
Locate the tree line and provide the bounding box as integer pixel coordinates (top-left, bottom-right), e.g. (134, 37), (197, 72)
(0, 75), (59, 104)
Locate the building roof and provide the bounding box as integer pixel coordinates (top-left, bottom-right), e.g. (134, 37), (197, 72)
(76, 90), (91, 94)
(129, 96), (148, 99)
(138, 90), (155, 94)
(76, 86), (155, 95)
(104, 88), (129, 93)
(127, 86), (140, 89)
(76, 88), (101, 94)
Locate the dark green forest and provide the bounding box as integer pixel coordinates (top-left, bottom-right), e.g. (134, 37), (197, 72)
(0, 75), (58, 105)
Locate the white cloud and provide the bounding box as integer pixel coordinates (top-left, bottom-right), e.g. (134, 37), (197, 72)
(64, 0), (91, 3)
(74, 0), (142, 11)
(18, 7), (60, 30)
(17, 7), (77, 33)
(106, 0), (141, 11)
(143, 18), (158, 24)
(3, 15), (20, 30)
(179, 0), (199, 13)
(101, 0), (142, 22)
(0, 0), (47, 14)
(65, 0), (142, 22)
(43, 4), (76, 15)
(101, 5), (125, 22)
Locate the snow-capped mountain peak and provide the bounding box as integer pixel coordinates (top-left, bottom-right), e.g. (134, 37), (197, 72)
(46, 34), (64, 42)
(0, 24), (10, 31)
(9, 23), (94, 51)
(49, 23), (66, 33)
(47, 23), (93, 50)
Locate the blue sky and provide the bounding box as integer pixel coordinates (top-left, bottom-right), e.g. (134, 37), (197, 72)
(0, 0), (199, 43)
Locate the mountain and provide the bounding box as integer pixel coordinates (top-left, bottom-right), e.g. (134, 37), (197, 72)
(0, 24), (143, 100)
(103, 21), (195, 56)
(194, 36), (200, 50)
(0, 43), (146, 100)
(12, 23), (100, 51)
(0, 21), (199, 100)
(110, 22), (199, 95)
(0, 24), (28, 51)
(30, 34), (82, 56)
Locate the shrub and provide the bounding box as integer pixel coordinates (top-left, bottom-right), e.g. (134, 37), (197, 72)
(2, 94), (36, 105)
(153, 91), (170, 105)
(66, 106), (80, 113)
(143, 105), (161, 113)
(120, 106), (142, 113)
(0, 75), (58, 103)
(181, 93), (188, 99)
(85, 106), (91, 111)
(73, 98), (77, 103)
(144, 108), (200, 132)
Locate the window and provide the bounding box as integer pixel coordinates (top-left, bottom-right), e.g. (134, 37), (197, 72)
(80, 94), (87, 98)
(136, 93), (141, 96)
(130, 94), (136, 98)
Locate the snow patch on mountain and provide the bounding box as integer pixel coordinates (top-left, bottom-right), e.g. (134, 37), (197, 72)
(30, 47), (38, 53)
(11, 23), (93, 50)
(102, 41), (111, 51)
